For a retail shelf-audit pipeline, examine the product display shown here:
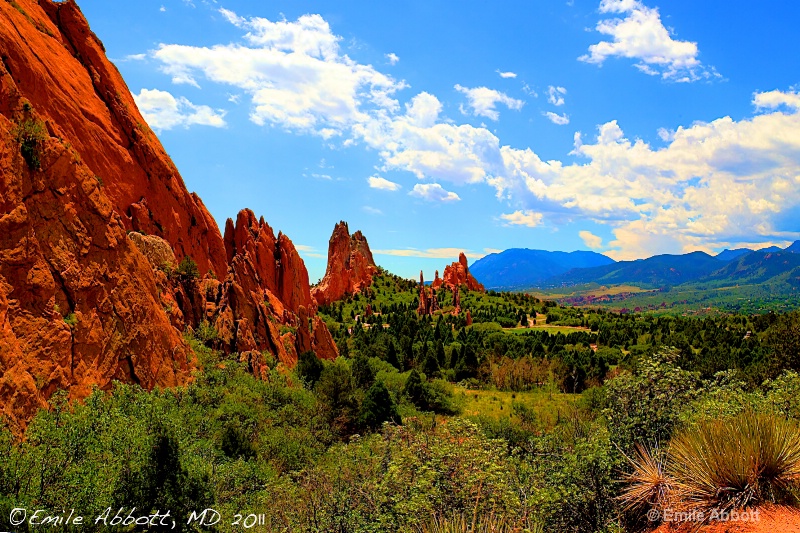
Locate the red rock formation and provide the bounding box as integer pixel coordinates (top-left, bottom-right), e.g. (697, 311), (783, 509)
(466, 309), (473, 326)
(0, 82), (191, 425)
(16, 0), (226, 278)
(441, 253), (484, 292)
(312, 222), (377, 306)
(0, 0), (336, 425)
(416, 271), (441, 316)
(417, 271), (428, 315)
(432, 270), (442, 289)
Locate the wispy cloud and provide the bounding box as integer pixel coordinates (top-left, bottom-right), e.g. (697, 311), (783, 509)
(455, 84), (524, 121)
(547, 85), (566, 106)
(362, 206), (384, 215)
(496, 70), (517, 79)
(373, 248), (486, 259)
(386, 52), (400, 65)
(295, 244), (324, 258)
(544, 111), (570, 125)
(368, 175), (401, 191)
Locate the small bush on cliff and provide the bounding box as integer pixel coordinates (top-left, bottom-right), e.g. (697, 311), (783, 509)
(13, 116), (47, 170)
(63, 313), (77, 327)
(194, 320), (219, 347)
(176, 255), (199, 281)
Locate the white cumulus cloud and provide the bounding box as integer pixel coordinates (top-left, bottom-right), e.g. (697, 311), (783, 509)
(386, 52), (400, 65)
(579, 230), (604, 249)
(368, 176), (401, 191)
(454, 84), (524, 121)
(409, 183), (461, 202)
(500, 210), (544, 228)
(580, 0), (719, 82)
(496, 70), (517, 79)
(139, 11), (800, 260)
(152, 10), (407, 137)
(133, 88), (226, 131)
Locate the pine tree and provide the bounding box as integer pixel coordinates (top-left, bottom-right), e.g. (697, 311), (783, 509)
(386, 341), (401, 370)
(352, 355), (375, 389)
(403, 368), (426, 408)
(435, 340), (446, 368)
(358, 381), (400, 430)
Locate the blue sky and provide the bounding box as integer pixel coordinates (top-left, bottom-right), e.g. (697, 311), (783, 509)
(78, 0), (800, 281)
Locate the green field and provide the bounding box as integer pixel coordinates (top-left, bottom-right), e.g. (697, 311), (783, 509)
(453, 385), (579, 428)
(503, 325), (594, 335)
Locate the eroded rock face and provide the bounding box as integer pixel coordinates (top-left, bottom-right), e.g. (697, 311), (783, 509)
(312, 221), (377, 306)
(0, 0), (336, 426)
(441, 253), (485, 292)
(0, 95), (191, 426)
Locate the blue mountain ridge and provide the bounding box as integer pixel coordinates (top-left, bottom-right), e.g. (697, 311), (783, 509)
(469, 241), (800, 290)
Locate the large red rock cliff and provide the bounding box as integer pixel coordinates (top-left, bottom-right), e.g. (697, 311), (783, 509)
(0, 0), (336, 426)
(312, 221), (378, 306)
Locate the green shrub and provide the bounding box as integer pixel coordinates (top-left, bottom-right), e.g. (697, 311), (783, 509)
(63, 312), (77, 327)
(13, 117), (47, 170)
(296, 350), (323, 387)
(194, 320), (219, 347)
(603, 347), (700, 451)
(176, 255), (199, 281)
(358, 381), (400, 430)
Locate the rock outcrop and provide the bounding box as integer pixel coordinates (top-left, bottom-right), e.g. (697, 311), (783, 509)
(441, 253), (485, 292)
(312, 221), (378, 306)
(416, 271), (441, 316)
(0, 0), (336, 426)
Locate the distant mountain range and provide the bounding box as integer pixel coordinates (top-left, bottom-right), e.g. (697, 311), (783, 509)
(470, 241), (800, 291)
(469, 249), (614, 289)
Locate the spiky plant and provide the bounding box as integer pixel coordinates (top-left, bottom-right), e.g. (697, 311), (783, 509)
(668, 410), (800, 513)
(418, 512), (516, 533)
(618, 443), (673, 513)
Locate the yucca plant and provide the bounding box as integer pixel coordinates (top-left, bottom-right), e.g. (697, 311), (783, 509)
(668, 410), (800, 513)
(618, 443), (673, 513)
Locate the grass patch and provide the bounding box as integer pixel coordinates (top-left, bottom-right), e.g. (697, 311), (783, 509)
(503, 325), (594, 335)
(453, 385), (577, 428)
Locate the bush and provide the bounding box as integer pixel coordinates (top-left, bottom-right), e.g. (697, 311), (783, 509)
(63, 312), (77, 327)
(296, 350), (324, 387)
(176, 255), (200, 281)
(603, 347), (700, 451)
(193, 320), (219, 348)
(13, 116), (47, 170)
(358, 381), (400, 430)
